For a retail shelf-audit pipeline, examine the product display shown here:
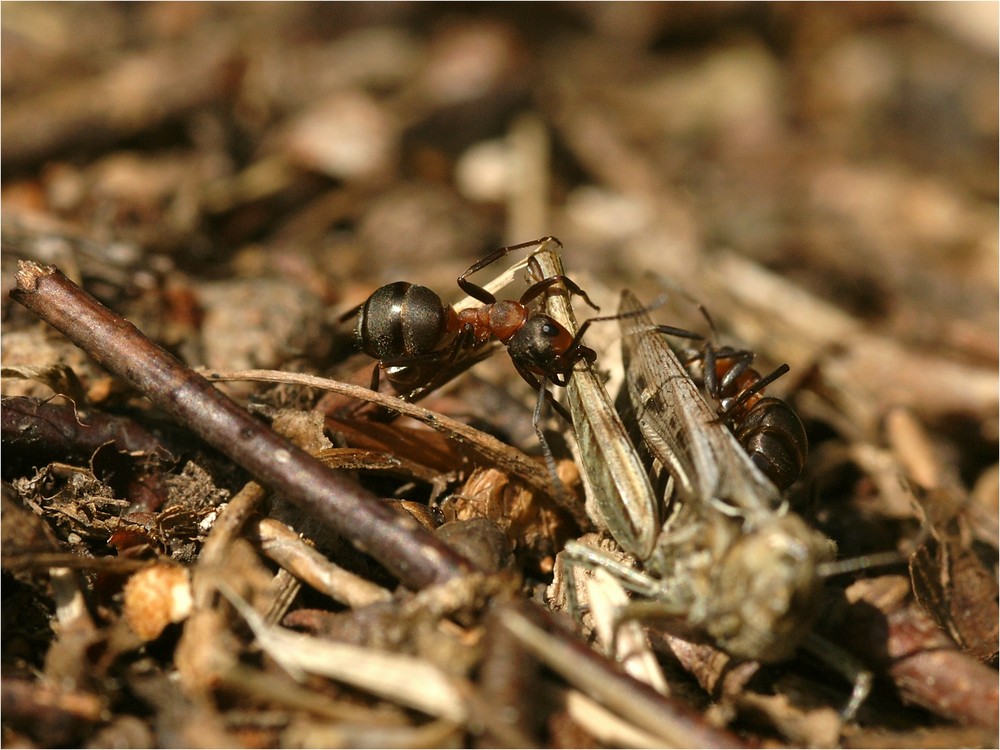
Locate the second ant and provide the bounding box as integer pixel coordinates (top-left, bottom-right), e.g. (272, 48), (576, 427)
(654, 308), (809, 489)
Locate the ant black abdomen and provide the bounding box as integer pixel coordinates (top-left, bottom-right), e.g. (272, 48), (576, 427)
(703, 346), (808, 490)
(733, 396), (808, 490)
(354, 281), (452, 363)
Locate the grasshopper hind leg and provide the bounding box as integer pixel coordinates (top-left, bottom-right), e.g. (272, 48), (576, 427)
(803, 632), (873, 723)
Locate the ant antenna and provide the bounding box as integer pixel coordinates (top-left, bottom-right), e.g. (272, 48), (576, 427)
(572, 291), (672, 348)
(719, 363), (792, 416)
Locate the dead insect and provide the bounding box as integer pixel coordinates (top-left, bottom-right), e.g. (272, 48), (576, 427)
(594, 289), (870, 720)
(526, 242), (661, 560)
(654, 312), (808, 489)
(349, 237), (601, 420)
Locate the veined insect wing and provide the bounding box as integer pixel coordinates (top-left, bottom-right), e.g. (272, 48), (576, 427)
(526, 242), (661, 560)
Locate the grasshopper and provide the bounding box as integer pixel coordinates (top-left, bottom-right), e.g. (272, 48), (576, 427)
(525, 240), (661, 560)
(533, 269), (870, 720)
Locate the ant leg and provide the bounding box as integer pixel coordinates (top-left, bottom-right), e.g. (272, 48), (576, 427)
(654, 324), (703, 341)
(702, 344), (721, 399)
(356, 362), (404, 422)
(337, 362), (385, 418)
(520, 275), (600, 312)
(555, 301), (678, 366)
(531, 380), (560, 486)
(514, 360), (573, 423)
(457, 237), (561, 304)
(701, 345), (756, 401)
(656, 325), (707, 374)
(720, 363), (791, 417)
(527, 373), (589, 530)
(444, 325), (477, 365)
(399, 345), (498, 405)
(539, 297), (683, 387)
(695, 303), (719, 337)
(456, 272), (497, 305)
(338, 300), (364, 324)
(712, 348), (757, 395)
(652, 325), (705, 373)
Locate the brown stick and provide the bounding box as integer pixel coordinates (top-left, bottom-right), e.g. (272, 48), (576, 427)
(2, 395), (171, 460)
(845, 576), (999, 729)
(10, 261), (472, 590)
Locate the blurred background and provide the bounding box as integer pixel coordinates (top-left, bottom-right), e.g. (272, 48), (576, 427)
(4, 0), (996, 450)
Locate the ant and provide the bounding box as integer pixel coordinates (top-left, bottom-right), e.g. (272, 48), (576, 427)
(656, 309), (808, 490)
(349, 237), (612, 423)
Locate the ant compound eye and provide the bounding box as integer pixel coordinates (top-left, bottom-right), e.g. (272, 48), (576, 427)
(536, 316), (574, 351)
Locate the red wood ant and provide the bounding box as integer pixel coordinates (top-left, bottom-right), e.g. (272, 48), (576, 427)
(349, 237), (610, 422)
(656, 312), (808, 490)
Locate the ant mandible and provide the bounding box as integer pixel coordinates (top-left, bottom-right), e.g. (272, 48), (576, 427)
(350, 237), (603, 422)
(656, 310), (808, 490)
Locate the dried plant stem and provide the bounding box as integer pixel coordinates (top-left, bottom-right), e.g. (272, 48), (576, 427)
(498, 602), (745, 748)
(195, 481), (268, 602)
(255, 517), (393, 608)
(11, 261), (472, 590)
(205, 367), (554, 497)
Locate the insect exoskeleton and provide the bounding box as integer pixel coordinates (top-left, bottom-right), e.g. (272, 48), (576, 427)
(700, 513), (833, 663)
(354, 281), (454, 364)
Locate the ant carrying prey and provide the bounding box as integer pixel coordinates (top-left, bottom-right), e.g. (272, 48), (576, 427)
(348, 237), (616, 422)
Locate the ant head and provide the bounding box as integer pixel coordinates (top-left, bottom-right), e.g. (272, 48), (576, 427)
(507, 314), (578, 374)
